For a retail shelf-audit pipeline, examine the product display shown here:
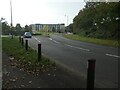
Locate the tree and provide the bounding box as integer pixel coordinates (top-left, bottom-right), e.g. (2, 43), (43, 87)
(72, 2), (119, 40)
(24, 25), (32, 33)
(43, 25), (49, 32)
(15, 23), (22, 35)
(65, 23), (73, 33)
(2, 21), (10, 35)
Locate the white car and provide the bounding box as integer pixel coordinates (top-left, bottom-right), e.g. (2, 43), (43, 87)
(23, 32), (32, 38)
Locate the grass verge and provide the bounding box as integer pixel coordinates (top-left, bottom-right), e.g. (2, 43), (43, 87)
(2, 37), (55, 74)
(63, 34), (120, 47)
(33, 31), (60, 35)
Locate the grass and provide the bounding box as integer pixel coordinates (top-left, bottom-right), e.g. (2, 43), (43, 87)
(2, 37), (55, 73)
(63, 34), (120, 47)
(33, 31), (60, 35)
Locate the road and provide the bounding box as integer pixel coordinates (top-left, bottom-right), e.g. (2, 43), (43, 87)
(27, 35), (118, 88)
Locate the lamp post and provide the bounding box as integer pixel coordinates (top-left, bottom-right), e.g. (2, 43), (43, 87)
(0, 18), (5, 37)
(10, 0), (13, 39)
(65, 15), (69, 26)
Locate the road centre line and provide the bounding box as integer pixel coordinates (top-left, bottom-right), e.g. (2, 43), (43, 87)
(65, 44), (90, 52)
(53, 40), (60, 44)
(106, 53), (120, 58)
(49, 38), (60, 44)
(34, 37), (41, 43)
(49, 38), (90, 51)
(49, 38), (52, 40)
(65, 44), (73, 47)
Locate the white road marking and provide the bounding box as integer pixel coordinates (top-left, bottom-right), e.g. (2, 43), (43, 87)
(49, 38), (90, 51)
(34, 37), (41, 43)
(65, 44), (73, 47)
(65, 44), (90, 52)
(74, 46), (90, 51)
(49, 38), (52, 40)
(53, 40), (60, 44)
(49, 38), (60, 44)
(106, 54), (120, 58)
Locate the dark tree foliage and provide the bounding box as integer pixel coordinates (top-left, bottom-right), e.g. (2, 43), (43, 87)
(24, 25), (32, 33)
(2, 22), (11, 35)
(65, 23), (73, 33)
(15, 23), (22, 35)
(2, 19), (25, 35)
(70, 2), (120, 40)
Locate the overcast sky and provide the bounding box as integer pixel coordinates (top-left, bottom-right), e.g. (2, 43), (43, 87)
(0, 0), (86, 27)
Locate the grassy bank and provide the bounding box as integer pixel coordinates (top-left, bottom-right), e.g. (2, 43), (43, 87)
(63, 34), (120, 47)
(2, 37), (55, 74)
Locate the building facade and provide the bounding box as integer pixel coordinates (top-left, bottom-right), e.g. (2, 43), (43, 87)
(30, 23), (65, 33)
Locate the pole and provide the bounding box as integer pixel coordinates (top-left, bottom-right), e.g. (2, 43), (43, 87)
(10, 0), (13, 39)
(38, 44), (41, 61)
(65, 15), (69, 26)
(67, 15), (68, 26)
(87, 59), (96, 89)
(25, 40), (28, 51)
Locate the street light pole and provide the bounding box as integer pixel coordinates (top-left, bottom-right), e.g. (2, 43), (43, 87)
(65, 15), (69, 26)
(10, 0), (13, 39)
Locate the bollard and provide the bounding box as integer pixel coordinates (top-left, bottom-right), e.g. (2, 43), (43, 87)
(21, 38), (24, 46)
(19, 36), (21, 43)
(25, 40), (28, 51)
(38, 44), (41, 61)
(87, 59), (96, 90)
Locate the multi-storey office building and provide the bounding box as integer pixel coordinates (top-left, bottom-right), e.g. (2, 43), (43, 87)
(30, 23), (65, 33)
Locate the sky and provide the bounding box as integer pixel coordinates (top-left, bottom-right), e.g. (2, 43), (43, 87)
(0, 0), (86, 27)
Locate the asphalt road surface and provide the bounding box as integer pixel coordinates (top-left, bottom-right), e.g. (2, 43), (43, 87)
(27, 35), (119, 88)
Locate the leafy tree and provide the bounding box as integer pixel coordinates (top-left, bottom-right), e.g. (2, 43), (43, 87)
(15, 23), (22, 35)
(2, 21), (10, 35)
(65, 23), (73, 33)
(24, 25), (32, 33)
(72, 2), (119, 40)
(43, 25), (49, 32)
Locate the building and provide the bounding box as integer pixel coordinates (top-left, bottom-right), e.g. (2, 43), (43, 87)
(30, 23), (65, 33)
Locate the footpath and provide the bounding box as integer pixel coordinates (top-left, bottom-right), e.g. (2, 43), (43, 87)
(2, 52), (86, 89)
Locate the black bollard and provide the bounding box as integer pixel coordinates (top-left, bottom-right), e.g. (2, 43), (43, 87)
(38, 44), (41, 61)
(87, 59), (96, 90)
(25, 40), (28, 51)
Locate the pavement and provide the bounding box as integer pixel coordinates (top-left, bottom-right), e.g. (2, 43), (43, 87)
(2, 52), (87, 89)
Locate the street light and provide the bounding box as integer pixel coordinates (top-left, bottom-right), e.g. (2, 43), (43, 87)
(0, 18), (5, 37)
(10, 0), (13, 39)
(65, 15), (69, 26)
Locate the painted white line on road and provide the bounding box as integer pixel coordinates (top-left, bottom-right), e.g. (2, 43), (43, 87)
(65, 44), (73, 47)
(65, 44), (90, 52)
(53, 40), (60, 44)
(49, 38), (90, 51)
(49, 38), (52, 40)
(34, 37), (41, 43)
(49, 38), (60, 44)
(106, 54), (120, 58)
(74, 46), (90, 51)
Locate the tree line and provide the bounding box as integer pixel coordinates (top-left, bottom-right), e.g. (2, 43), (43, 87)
(66, 2), (120, 40)
(2, 19), (32, 36)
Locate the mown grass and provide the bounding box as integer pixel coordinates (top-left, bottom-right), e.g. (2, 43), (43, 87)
(63, 34), (120, 47)
(33, 31), (60, 35)
(2, 37), (55, 73)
